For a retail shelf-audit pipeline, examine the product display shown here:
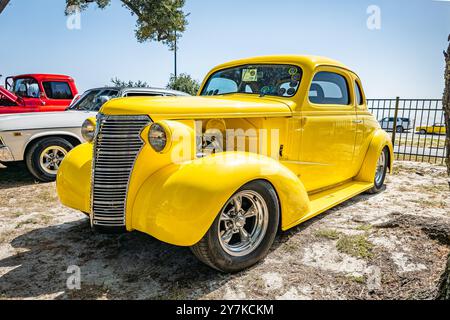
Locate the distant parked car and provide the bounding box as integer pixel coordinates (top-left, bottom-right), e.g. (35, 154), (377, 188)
(0, 87), (188, 181)
(416, 123), (446, 135)
(379, 117), (412, 133)
(0, 74), (78, 114)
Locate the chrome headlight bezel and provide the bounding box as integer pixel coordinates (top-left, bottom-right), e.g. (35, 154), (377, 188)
(148, 122), (171, 153)
(81, 118), (96, 142)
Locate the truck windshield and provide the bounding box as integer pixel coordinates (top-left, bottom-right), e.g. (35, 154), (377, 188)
(200, 64), (302, 98)
(13, 78), (40, 98)
(68, 89), (119, 111)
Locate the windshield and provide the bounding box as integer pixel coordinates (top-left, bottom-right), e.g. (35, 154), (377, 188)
(14, 78), (40, 98)
(200, 64), (302, 98)
(68, 89), (119, 111)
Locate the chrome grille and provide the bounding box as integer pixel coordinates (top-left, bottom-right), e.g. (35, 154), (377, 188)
(91, 114), (151, 227)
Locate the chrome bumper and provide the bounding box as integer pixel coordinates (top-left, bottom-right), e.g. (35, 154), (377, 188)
(0, 147), (14, 162)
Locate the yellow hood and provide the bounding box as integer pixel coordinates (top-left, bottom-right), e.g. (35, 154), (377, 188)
(100, 94), (293, 120)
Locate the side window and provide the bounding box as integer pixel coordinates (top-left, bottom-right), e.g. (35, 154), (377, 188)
(309, 71), (349, 105)
(355, 81), (364, 105)
(43, 81), (74, 99)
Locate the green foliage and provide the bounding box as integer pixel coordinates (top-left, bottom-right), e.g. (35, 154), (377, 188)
(314, 229), (342, 240)
(110, 77), (150, 88)
(167, 73), (200, 96)
(336, 234), (374, 259)
(65, 0), (188, 50)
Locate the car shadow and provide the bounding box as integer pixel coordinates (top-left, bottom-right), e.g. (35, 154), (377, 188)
(0, 218), (228, 300)
(0, 187), (384, 300)
(0, 163), (40, 189)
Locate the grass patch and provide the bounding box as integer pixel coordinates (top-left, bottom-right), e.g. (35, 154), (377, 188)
(314, 229), (342, 240)
(348, 275), (366, 284)
(336, 234), (373, 259)
(356, 224), (372, 231)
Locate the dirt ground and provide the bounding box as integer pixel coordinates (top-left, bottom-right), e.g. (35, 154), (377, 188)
(0, 161), (449, 300)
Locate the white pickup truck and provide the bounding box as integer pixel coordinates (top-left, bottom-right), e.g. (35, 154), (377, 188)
(0, 87), (188, 181)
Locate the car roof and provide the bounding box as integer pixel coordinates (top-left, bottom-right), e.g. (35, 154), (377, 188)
(13, 74), (75, 81)
(82, 87), (189, 96)
(210, 55), (352, 73)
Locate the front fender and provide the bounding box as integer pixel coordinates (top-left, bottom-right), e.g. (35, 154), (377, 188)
(356, 129), (394, 183)
(131, 152), (310, 246)
(56, 142), (92, 213)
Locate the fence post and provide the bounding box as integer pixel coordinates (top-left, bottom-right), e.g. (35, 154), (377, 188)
(391, 97), (400, 146)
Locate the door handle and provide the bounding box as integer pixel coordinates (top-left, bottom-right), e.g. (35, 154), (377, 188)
(352, 120), (363, 124)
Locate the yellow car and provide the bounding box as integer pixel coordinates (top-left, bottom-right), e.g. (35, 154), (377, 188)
(416, 123), (446, 135)
(57, 55), (393, 272)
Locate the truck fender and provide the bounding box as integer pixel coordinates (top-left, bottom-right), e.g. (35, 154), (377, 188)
(130, 152), (310, 247)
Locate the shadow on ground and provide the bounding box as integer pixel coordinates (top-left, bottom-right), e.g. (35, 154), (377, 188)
(0, 163), (38, 189)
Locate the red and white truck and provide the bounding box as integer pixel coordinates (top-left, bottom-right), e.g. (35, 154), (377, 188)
(0, 74), (78, 114)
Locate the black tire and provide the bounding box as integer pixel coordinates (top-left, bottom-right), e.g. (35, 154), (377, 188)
(25, 137), (73, 182)
(420, 129), (427, 135)
(191, 180), (280, 273)
(396, 126), (404, 133)
(367, 147), (389, 194)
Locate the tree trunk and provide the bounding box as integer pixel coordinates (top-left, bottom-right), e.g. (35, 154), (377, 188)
(0, 0), (10, 15)
(438, 256), (450, 300)
(444, 36), (450, 182)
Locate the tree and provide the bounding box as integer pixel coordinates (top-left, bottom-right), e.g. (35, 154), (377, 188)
(444, 34), (450, 187)
(167, 73), (200, 96)
(0, 0), (10, 14)
(110, 77), (150, 88)
(65, 0), (188, 50)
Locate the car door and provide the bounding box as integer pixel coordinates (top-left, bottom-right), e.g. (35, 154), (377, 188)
(297, 67), (357, 192)
(41, 80), (75, 110)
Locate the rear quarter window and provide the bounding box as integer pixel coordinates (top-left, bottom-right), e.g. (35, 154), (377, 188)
(43, 81), (74, 99)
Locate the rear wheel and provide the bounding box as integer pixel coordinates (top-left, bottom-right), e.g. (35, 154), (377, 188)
(420, 129), (427, 134)
(25, 137), (73, 182)
(396, 126), (404, 133)
(191, 180), (279, 273)
(367, 147), (389, 194)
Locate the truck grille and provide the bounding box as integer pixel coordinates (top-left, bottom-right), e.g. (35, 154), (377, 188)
(91, 114), (151, 227)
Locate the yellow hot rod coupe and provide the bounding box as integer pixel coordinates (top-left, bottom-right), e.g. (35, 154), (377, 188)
(57, 55), (393, 272)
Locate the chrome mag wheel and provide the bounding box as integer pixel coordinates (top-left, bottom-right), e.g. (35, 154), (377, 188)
(218, 190), (269, 257)
(39, 146), (67, 175)
(375, 150), (386, 186)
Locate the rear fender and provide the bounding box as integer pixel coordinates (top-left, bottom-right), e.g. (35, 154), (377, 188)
(356, 129), (394, 182)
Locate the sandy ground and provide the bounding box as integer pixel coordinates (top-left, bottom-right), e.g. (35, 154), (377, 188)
(0, 161), (449, 300)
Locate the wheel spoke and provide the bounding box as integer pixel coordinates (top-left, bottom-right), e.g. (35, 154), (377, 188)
(239, 227), (251, 243)
(221, 229), (234, 244)
(244, 204), (257, 218)
(233, 195), (242, 212)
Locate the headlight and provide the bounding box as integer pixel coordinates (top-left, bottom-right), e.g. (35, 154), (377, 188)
(81, 118), (96, 142)
(148, 122), (170, 153)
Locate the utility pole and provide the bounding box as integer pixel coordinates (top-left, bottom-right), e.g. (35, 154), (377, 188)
(174, 31), (178, 80)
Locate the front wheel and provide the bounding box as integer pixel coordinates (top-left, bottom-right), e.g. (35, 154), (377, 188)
(367, 147), (389, 194)
(191, 180), (279, 273)
(25, 137), (73, 182)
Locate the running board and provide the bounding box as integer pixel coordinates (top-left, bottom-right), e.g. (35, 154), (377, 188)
(283, 181), (374, 230)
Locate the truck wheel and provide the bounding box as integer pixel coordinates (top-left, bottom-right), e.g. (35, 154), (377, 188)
(367, 147), (389, 194)
(191, 180), (279, 273)
(25, 137), (73, 182)
(396, 126), (404, 133)
(420, 129), (427, 134)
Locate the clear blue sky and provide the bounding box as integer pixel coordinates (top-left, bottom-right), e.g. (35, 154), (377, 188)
(1, 0), (449, 98)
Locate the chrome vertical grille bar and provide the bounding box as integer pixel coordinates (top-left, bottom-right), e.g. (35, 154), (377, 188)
(91, 114), (151, 227)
